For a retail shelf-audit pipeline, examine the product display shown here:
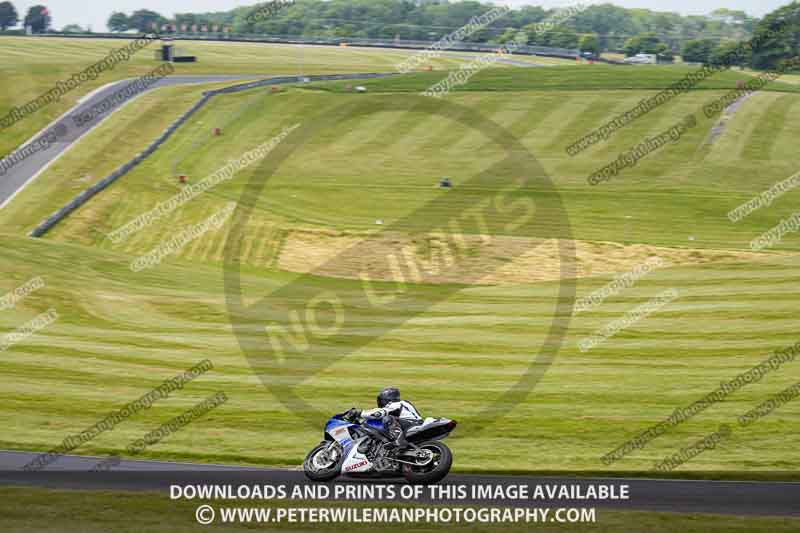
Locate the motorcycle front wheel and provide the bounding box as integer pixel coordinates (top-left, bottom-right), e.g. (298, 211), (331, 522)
(402, 441), (452, 484)
(303, 441), (343, 482)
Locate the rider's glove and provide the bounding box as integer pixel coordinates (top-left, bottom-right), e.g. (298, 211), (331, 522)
(345, 408), (361, 421)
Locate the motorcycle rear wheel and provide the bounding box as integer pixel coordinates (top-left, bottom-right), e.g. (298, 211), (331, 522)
(303, 441), (343, 482)
(402, 441), (452, 485)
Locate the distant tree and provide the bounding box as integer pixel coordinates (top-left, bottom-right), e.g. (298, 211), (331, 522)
(107, 12), (129, 32)
(0, 1), (19, 31)
(128, 9), (166, 33)
(173, 13), (199, 30)
(709, 40), (750, 67)
(512, 6), (547, 27)
(709, 7), (755, 30)
(623, 32), (672, 60)
(548, 27), (581, 49)
(497, 27), (529, 45)
(748, 2), (800, 70)
(570, 4), (636, 51)
(133, 0), (759, 49)
(23, 4), (50, 33)
(681, 39), (716, 63)
(525, 24), (580, 49)
(622, 35), (640, 56)
(578, 34), (601, 56)
(61, 24), (83, 33)
(331, 23), (356, 38)
(623, 33), (656, 56)
(658, 46), (675, 61)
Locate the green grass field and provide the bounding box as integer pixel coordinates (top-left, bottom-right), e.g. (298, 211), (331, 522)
(5, 66), (800, 253)
(0, 231), (797, 473)
(0, 36), (530, 155)
(0, 43), (799, 477)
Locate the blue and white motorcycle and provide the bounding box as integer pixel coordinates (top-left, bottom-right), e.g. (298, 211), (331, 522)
(303, 411), (457, 484)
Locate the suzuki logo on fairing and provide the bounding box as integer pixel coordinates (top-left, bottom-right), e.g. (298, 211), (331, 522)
(345, 459), (369, 472)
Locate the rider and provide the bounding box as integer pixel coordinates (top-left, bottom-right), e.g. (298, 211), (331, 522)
(346, 387), (423, 448)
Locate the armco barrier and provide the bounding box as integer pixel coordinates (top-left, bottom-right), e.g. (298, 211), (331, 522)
(29, 72), (394, 238)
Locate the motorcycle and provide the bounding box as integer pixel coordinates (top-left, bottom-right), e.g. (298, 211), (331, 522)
(303, 411), (457, 484)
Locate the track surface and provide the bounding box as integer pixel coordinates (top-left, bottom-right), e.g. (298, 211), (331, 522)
(0, 74), (265, 209)
(1, 451), (798, 516)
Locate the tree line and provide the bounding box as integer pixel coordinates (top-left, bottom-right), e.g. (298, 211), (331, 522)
(681, 2), (800, 69)
(2, 0), (799, 70)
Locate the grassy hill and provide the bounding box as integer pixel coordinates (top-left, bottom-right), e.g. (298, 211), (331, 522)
(307, 65), (800, 94)
(0, 228), (798, 474)
(0, 61), (799, 476)
(0, 36), (526, 155)
(5, 66), (800, 256)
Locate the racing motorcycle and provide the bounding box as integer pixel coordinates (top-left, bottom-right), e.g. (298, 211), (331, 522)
(303, 411), (457, 484)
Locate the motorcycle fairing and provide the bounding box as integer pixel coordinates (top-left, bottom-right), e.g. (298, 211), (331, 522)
(325, 417), (356, 450)
(341, 436), (374, 474)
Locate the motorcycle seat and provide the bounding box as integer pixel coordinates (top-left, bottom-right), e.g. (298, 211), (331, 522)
(406, 417), (448, 435)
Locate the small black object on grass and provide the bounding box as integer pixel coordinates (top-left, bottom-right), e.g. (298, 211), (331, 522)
(439, 177), (452, 188)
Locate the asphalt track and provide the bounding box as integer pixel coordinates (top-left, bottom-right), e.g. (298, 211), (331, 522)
(0, 451), (798, 516)
(0, 74), (265, 210)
